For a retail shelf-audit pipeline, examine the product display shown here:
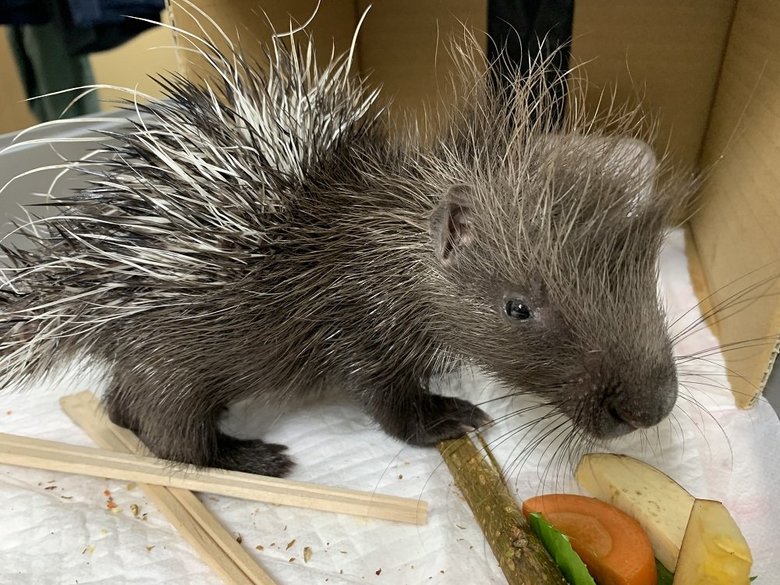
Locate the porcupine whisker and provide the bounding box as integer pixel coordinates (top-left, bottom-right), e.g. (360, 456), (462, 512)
(534, 419), (580, 491)
(473, 391), (555, 414)
(666, 410), (687, 449)
(554, 427), (588, 491)
(482, 407), (562, 452)
(671, 294), (780, 347)
(676, 365), (754, 394)
(679, 354), (764, 396)
(674, 385), (733, 465)
(676, 385), (732, 438)
(478, 404), (556, 429)
(676, 372), (739, 395)
(485, 404), (569, 467)
(676, 335), (780, 360)
(475, 421), (558, 485)
(667, 268), (780, 341)
(504, 413), (573, 484)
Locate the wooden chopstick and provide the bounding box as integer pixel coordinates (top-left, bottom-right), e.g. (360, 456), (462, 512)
(60, 391), (275, 585)
(0, 416), (427, 526)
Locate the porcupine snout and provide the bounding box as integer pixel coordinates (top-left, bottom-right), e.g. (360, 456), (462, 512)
(563, 348), (679, 439)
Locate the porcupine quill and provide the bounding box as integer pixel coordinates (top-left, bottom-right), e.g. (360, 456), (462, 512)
(0, 6), (697, 476)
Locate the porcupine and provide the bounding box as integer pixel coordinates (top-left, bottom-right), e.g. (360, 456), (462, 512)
(0, 21), (693, 477)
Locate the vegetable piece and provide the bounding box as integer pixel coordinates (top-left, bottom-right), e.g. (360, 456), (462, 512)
(576, 453), (694, 571)
(672, 499), (753, 585)
(655, 560), (674, 585)
(523, 494), (657, 585)
(527, 512), (596, 585)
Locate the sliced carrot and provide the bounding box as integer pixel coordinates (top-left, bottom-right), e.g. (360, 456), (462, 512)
(523, 494), (657, 585)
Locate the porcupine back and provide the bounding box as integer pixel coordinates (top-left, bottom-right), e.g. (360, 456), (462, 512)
(0, 29), (384, 392)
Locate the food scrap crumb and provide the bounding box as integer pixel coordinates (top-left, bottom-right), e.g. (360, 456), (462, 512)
(375, 569), (382, 576)
(288, 557), (295, 563)
(106, 498), (118, 510)
(126, 482), (137, 491)
(398, 474), (403, 480)
(44, 485), (57, 491)
(303, 547), (312, 563)
(235, 533), (243, 544)
(255, 545), (264, 551)
(146, 545), (155, 552)
(103, 489), (111, 497)
(285, 539), (296, 550)
(130, 504), (140, 518)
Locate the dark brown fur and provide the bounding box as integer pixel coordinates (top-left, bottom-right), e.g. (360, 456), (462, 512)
(0, 30), (694, 476)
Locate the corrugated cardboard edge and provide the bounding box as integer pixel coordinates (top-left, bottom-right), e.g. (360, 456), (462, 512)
(691, 0), (780, 408)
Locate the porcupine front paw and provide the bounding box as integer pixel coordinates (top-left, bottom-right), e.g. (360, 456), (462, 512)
(400, 394), (492, 446)
(214, 433), (294, 477)
(407, 394), (491, 445)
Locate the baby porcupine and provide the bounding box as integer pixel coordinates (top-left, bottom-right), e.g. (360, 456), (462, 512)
(0, 23), (692, 476)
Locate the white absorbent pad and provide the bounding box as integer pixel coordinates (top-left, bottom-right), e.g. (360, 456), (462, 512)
(1, 229), (779, 585)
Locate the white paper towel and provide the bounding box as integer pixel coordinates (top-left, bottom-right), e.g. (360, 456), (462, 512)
(1, 229), (778, 585)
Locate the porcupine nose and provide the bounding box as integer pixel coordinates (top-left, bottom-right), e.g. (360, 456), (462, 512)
(604, 374), (678, 432)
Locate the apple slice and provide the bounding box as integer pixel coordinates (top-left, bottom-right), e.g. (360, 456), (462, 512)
(672, 499), (753, 585)
(575, 453), (694, 572)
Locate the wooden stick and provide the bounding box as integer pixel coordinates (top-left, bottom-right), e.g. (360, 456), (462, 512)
(438, 436), (566, 585)
(0, 431), (427, 526)
(60, 391), (276, 585)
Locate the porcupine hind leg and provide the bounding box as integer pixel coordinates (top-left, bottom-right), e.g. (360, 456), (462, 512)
(358, 373), (491, 446)
(104, 384), (294, 477)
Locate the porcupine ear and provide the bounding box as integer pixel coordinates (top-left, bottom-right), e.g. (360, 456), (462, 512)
(606, 138), (658, 211)
(546, 134), (658, 215)
(430, 185), (475, 266)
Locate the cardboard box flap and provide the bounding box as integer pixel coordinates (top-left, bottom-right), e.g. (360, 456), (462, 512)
(691, 0), (780, 407)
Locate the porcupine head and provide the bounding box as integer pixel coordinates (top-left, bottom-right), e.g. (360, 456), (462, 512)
(431, 129), (683, 439)
(0, 24), (694, 476)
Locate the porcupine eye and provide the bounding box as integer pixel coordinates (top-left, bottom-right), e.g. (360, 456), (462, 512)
(505, 299), (532, 320)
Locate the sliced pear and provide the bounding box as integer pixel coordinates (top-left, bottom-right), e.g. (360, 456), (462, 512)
(575, 453), (694, 572)
(672, 499), (753, 585)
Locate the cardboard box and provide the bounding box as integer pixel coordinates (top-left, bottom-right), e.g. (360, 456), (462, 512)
(170, 0), (779, 408)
